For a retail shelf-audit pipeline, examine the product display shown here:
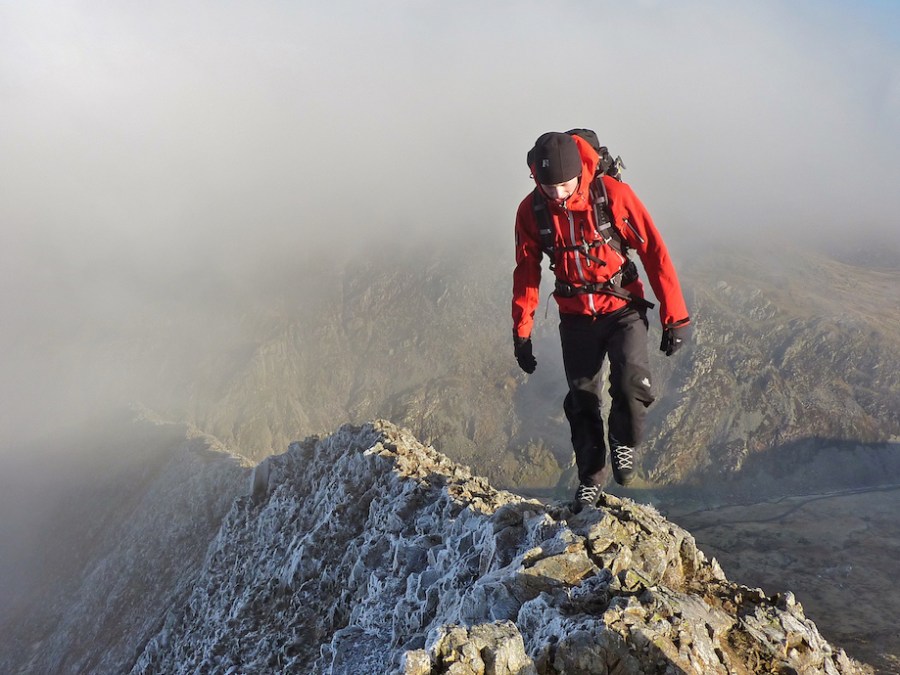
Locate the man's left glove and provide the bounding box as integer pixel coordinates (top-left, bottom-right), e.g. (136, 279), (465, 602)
(660, 321), (690, 356)
(513, 336), (536, 374)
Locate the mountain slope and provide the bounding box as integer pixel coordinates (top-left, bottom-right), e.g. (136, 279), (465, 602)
(0, 419), (880, 673)
(0, 415), (249, 675)
(14, 240), (895, 494)
(118, 423), (880, 672)
(144, 243), (899, 496)
(644, 248), (900, 484)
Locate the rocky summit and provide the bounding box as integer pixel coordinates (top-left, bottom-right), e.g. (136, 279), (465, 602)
(126, 421), (869, 675)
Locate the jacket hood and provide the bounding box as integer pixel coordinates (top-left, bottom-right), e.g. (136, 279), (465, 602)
(532, 134), (600, 211)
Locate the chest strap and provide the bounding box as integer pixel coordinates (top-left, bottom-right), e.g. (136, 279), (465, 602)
(554, 260), (655, 311)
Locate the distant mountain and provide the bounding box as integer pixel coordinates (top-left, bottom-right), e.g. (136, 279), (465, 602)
(0, 414), (249, 674)
(123, 241), (899, 496)
(0, 420), (874, 674)
(643, 247), (900, 487)
(8, 239), (896, 494)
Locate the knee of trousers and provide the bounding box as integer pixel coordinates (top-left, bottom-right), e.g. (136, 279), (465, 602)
(614, 364), (655, 407)
(564, 389), (602, 416)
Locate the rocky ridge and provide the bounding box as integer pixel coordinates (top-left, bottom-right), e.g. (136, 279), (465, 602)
(130, 421), (870, 674)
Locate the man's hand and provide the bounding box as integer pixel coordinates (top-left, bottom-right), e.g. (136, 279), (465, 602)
(660, 322), (689, 356)
(514, 336), (537, 373)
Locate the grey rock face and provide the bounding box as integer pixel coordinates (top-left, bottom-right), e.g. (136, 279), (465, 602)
(131, 421), (872, 674)
(643, 250), (900, 485)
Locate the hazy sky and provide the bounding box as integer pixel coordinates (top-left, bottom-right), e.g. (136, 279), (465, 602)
(2, 1), (898, 256)
(1, 0), (899, 442)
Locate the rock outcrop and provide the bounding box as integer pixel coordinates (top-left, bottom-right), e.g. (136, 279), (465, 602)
(131, 421), (872, 674)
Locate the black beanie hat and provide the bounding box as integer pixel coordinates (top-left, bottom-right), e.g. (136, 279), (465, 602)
(530, 132), (582, 184)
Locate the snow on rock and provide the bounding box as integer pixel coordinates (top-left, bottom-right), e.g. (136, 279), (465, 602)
(131, 421), (872, 674)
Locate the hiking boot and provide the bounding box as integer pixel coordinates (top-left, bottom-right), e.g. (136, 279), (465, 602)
(611, 445), (636, 487)
(571, 483), (600, 514)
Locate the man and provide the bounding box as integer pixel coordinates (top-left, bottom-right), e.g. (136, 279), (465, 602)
(512, 131), (689, 512)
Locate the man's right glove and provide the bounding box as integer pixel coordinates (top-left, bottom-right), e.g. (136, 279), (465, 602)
(513, 336), (537, 373)
(660, 321), (690, 356)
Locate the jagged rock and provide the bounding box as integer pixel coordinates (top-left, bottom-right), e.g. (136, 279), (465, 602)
(414, 621), (538, 675)
(127, 421), (872, 674)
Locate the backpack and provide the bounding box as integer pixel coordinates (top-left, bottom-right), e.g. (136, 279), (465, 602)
(565, 128), (626, 181)
(528, 128), (654, 310)
(526, 128), (625, 183)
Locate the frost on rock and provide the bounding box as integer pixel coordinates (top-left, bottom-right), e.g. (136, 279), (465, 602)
(131, 420), (873, 675)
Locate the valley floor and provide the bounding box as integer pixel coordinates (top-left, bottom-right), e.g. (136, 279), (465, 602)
(668, 485), (900, 674)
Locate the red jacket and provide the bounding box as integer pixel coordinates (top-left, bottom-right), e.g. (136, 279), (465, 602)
(512, 135), (689, 339)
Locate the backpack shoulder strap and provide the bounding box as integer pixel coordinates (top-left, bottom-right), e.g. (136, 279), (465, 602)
(532, 179), (629, 271)
(589, 176), (628, 258)
(531, 188), (558, 270)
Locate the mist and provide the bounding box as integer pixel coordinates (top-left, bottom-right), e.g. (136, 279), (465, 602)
(2, 0), (899, 445)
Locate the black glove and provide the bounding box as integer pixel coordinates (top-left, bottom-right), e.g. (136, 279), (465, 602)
(513, 336), (536, 374)
(660, 322), (690, 356)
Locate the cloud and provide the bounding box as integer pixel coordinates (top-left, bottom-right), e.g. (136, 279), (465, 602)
(2, 2), (897, 255)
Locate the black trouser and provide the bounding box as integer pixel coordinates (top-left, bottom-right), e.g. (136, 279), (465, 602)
(559, 307), (654, 486)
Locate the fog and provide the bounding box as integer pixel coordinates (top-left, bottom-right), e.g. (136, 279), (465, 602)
(2, 0), (898, 439)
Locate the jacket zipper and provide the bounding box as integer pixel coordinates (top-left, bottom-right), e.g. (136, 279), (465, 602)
(564, 203), (596, 313)
(623, 217), (645, 244)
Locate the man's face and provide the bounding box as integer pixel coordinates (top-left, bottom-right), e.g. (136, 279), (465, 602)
(540, 176), (579, 203)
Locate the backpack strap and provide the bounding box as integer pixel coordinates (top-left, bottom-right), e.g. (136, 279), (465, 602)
(531, 177), (654, 310)
(554, 276), (655, 311)
(531, 176), (629, 270)
(531, 188), (558, 269)
(588, 176), (627, 258)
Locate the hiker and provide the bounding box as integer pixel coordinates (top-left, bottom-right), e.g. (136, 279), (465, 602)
(511, 130), (690, 512)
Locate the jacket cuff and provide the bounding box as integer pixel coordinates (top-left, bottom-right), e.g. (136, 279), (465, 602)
(664, 317), (690, 329)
